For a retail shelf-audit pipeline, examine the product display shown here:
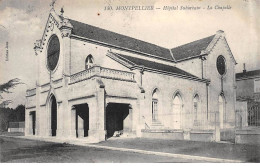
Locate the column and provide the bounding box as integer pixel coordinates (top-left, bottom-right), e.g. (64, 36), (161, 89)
(56, 103), (63, 137)
(69, 106), (77, 138)
(24, 109), (30, 136)
(123, 105), (133, 133)
(77, 113), (84, 137)
(88, 87), (106, 142)
(28, 112), (33, 135)
(135, 93), (144, 137)
(214, 111), (220, 142)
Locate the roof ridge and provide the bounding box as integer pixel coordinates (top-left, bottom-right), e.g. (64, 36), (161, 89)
(69, 19), (168, 50)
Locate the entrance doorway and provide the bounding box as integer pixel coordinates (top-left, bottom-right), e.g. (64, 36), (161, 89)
(75, 104), (89, 137)
(106, 103), (131, 138)
(50, 95), (57, 136)
(30, 111), (36, 135)
(173, 94), (182, 129)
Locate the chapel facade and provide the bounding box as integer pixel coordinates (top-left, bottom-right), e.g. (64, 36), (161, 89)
(25, 9), (237, 142)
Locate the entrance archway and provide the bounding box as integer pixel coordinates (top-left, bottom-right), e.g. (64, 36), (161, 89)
(106, 103), (131, 138)
(74, 104), (89, 138)
(173, 93), (182, 129)
(50, 95), (57, 136)
(29, 111), (36, 135)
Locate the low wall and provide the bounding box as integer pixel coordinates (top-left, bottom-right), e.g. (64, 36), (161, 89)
(190, 130), (215, 142)
(235, 129), (260, 145)
(8, 128), (25, 132)
(141, 129), (216, 142)
(141, 129), (184, 140)
(220, 129), (235, 142)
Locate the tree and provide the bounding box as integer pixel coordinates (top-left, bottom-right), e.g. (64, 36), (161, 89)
(0, 78), (24, 131)
(15, 104), (25, 121)
(0, 78), (23, 107)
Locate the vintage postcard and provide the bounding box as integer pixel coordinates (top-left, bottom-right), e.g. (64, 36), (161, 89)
(0, 0), (259, 163)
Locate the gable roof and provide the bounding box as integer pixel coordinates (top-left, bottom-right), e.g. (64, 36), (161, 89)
(69, 19), (173, 61)
(107, 52), (207, 82)
(62, 16), (221, 63)
(236, 69), (260, 80)
(170, 35), (216, 61)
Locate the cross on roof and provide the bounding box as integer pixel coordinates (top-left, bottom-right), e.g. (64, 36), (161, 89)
(50, 0), (57, 9)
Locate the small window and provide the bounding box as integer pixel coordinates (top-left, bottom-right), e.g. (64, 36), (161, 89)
(216, 55), (226, 75)
(172, 93), (182, 129)
(152, 89), (159, 122)
(193, 94), (199, 121)
(85, 55), (94, 69)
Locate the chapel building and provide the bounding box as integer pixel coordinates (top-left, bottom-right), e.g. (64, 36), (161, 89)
(25, 9), (237, 142)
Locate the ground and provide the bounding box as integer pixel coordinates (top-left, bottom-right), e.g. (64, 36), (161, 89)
(0, 136), (198, 163)
(0, 132), (259, 163)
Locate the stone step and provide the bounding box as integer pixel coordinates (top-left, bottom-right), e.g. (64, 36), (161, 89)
(151, 121), (164, 129)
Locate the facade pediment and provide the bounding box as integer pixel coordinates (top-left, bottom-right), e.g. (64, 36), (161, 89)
(34, 9), (73, 55)
(206, 31), (237, 64)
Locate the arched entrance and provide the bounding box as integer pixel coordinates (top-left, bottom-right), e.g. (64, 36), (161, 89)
(106, 103), (131, 138)
(152, 89), (159, 122)
(173, 93), (182, 129)
(50, 95), (57, 136)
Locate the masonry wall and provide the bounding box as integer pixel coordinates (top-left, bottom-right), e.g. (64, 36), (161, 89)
(175, 58), (202, 78)
(140, 71), (207, 129)
(206, 37), (236, 128)
(70, 39), (131, 75)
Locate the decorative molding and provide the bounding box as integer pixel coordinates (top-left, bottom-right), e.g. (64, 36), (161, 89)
(39, 12), (61, 51)
(54, 85), (62, 89)
(26, 88), (36, 97)
(40, 89), (50, 94)
(69, 66), (135, 85)
(68, 95), (95, 102)
(53, 78), (63, 84)
(106, 95), (137, 100)
(59, 18), (73, 38)
(41, 82), (50, 88)
(26, 106), (36, 109)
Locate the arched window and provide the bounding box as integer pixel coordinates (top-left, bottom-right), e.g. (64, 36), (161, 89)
(172, 93), (182, 129)
(193, 94), (199, 126)
(218, 95), (225, 129)
(85, 55), (94, 69)
(152, 89), (159, 122)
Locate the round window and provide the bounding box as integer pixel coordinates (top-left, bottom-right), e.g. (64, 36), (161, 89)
(216, 55), (226, 75)
(47, 35), (60, 71)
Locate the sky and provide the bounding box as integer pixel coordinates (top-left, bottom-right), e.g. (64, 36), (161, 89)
(0, 0), (259, 108)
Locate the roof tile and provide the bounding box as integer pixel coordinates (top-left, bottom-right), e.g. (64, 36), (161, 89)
(112, 53), (201, 80)
(69, 19), (173, 60)
(171, 35), (215, 61)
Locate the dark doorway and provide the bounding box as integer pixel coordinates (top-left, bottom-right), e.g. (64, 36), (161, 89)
(30, 111), (36, 135)
(50, 95), (57, 136)
(75, 104), (89, 137)
(106, 103), (130, 139)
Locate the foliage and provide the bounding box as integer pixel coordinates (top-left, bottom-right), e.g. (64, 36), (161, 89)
(0, 78), (23, 107)
(0, 105), (25, 131)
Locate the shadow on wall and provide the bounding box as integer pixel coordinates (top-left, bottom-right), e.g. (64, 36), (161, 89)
(75, 104), (89, 137)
